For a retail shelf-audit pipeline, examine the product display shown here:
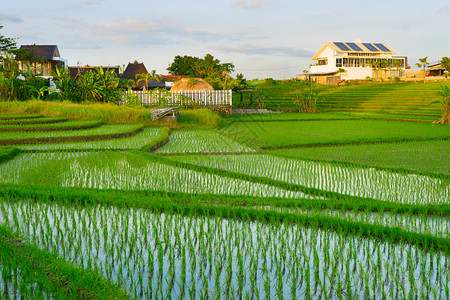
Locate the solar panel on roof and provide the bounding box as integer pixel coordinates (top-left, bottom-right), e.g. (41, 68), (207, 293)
(334, 42), (351, 51)
(346, 42), (363, 51)
(362, 43), (379, 52)
(374, 43), (391, 52)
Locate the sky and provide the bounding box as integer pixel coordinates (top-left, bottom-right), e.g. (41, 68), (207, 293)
(1, 0), (449, 79)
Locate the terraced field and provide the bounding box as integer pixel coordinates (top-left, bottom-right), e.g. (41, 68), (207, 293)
(0, 112), (449, 299)
(234, 81), (449, 122)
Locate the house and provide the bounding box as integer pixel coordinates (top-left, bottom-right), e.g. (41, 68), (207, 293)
(428, 62), (446, 77)
(121, 61), (166, 89)
(68, 65), (120, 79)
(307, 42), (407, 84)
(17, 45), (67, 77)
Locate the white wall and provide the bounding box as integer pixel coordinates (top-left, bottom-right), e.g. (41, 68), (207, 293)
(344, 67), (373, 80)
(310, 46), (337, 74)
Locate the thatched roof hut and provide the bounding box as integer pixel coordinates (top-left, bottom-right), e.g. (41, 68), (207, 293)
(170, 78), (213, 91)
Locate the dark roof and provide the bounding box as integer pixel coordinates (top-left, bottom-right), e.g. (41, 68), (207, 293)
(121, 60), (148, 81)
(148, 79), (166, 88)
(19, 45), (60, 61)
(68, 66), (120, 78)
(121, 61), (166, 88)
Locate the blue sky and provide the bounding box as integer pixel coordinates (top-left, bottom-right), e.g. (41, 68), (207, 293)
(1, 0), (449, 79)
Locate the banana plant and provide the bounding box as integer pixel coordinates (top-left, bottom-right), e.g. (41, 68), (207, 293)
(25, 84), (53, 100)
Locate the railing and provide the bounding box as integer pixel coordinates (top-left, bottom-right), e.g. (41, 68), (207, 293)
(122, 90), (232, 106)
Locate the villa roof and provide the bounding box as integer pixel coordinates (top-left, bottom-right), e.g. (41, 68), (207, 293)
(19, 45), (60, 61)
(312, 42), (397, 61)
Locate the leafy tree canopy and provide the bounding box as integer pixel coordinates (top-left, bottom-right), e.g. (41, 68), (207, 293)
(441, 57), (450, 73)
(0, 25), (16, 53)
(167, 54), (234, 79)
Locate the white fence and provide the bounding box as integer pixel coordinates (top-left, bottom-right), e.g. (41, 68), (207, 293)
(122, 90), (232, 106)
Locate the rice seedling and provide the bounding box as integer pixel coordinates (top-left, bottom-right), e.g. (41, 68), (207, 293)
(170, 154), (449, 205)
(19, 127), (162, 151)
(221, 119), (450, 148)
(0, 120), (103, 132)
(155, 129), (254, 154)
(0, 151), (312, 199)
(0, 124), (143, 141)
(0, 198), (448, 299)
(270, 139), (450, 175)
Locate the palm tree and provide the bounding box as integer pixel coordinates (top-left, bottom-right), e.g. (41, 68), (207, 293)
(393, 59), (403, 78)
(371, 60), (381, 80)
(136, 70), (162, 91)
(415, 57), (429, 78)
(380, 59), (390, 79)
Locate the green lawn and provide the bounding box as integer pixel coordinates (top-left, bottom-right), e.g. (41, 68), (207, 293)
(222, 119), (450, 148)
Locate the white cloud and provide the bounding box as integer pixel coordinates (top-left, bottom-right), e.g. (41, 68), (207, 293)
(437, 5), (450, 15)
(97, 18), (161, 36)
(232, 0), (275, 9)
(0, 11), (22, 23)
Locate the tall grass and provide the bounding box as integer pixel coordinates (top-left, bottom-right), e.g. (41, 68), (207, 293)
(178, 108), (221, 128)
(0, 101), (154, 123)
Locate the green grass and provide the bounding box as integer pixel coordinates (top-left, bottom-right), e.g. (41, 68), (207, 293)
(0, 124), (143, 143)
(155, 129), (254, 154)
(222, 112), (353, 124)
(0, 120), (103, 131)
(270, 139), (450, 175)
(0, 146), (20, 163)
(234, 81), (449, 122)
(0, 113), (43, 120)
(0, 100), (156, 123)
(19, 127), (161, 151)
(178, 108), (222, 128)
(0, 116), (68, 125)
(0, 224), (129, 299)
(222, 119), (450, 148)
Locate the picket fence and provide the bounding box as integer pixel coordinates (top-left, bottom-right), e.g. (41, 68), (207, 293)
(122, 90), (232, 106)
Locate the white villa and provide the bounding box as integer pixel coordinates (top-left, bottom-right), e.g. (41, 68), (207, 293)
(307, 42), (407, 84)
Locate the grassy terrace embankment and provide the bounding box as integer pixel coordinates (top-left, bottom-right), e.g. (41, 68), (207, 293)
(233, 81), (449, 122)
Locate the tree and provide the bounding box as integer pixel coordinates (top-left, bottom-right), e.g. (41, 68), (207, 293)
(0, 25), (16, 53)
(415, 57), (429, 77)
(167, 54), (235, 81)
(393, 59), (404, 77)
(380, 59), (391, 79)
(136, 70), (161, 90)
(440, 57), (450, 77)
(371, 60), (381, 80)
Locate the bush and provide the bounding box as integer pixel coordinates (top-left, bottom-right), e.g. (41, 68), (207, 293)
(178, 108), (221, 128)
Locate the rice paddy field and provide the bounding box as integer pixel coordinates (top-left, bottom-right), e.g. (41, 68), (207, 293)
(0, 110), (449, 299)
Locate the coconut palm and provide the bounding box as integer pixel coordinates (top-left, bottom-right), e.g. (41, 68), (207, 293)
(136, 70), (162, 91)
(415, 57), (429, 78)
